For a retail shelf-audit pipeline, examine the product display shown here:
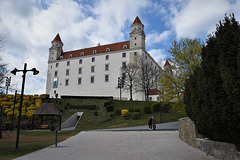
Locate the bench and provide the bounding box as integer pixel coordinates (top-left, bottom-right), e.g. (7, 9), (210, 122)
(36, 125), (49, 129)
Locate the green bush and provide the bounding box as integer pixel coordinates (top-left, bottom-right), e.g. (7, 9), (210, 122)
(134, 108), (140, 112)
(70, 105), (97, 110)
(143, 106), (151, 114)
(106, 105), (114, 112)
(162, 103), (171, 113)
(3, 122), (11, 130)
(114, 108), (121, 115)
(152, 103), (161, 112)
(132, 112), (140, 119)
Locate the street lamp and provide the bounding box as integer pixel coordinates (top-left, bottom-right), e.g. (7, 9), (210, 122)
(11, 63), (39, 150)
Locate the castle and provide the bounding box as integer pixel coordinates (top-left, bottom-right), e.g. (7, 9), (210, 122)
(46, 16), (162, 100)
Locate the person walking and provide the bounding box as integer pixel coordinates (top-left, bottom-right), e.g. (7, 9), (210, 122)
(152, 116), (156, 130)
(148, 117), (152, 129)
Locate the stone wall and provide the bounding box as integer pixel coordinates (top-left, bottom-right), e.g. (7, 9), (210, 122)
(179, 117), (240, 160)
(179, 117), (197, 148)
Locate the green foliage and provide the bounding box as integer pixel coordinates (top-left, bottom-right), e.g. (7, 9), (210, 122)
(134, 108), (140, 112)
(3, 122), (11, 130)
(143, 106), (151, 114)
(160, 38), (202, 112)
(152, 102), (161, 112)
(162, 103), (171, 113)
(106, 105), (114, 112)
(132, 112), (140, 119)
(185, 14), (240, 146)
(70, 105), (97, 110)
(114, 108), (121, 115)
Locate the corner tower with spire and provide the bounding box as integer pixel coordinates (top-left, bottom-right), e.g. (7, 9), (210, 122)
(48, 33), (63, 62)
(129, 16), (146, 50)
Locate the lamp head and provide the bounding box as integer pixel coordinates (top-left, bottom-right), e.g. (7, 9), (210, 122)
(32, 68), (39, 75)
(11, 68), (18, 75)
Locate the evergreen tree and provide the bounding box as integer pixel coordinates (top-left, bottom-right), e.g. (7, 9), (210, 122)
(185, 14), (240, 146)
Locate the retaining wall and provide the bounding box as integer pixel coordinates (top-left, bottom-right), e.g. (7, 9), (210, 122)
(179, 117), (240, 160)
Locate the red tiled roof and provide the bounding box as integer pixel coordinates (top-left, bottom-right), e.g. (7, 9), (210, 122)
(133, 16), (142, 24)
(53, 33), (62, 42)
(164, 60), (170, 66)
(59, 41), (130, 60)
(180, 93), (184, 98)
(147, 89), (160, 95)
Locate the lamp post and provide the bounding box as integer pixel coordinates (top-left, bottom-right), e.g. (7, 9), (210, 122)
(11, 90), (17, 132)
(11, 63), (39, 150)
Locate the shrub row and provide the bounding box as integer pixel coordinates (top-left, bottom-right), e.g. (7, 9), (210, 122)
(70, 105), (97, 110)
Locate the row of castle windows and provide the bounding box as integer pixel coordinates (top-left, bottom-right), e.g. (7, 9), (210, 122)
(54, 62), (126, 77)
(64, 74), (110, 86)
(55, 52), (128, 67)
(59, 45), (128, 59)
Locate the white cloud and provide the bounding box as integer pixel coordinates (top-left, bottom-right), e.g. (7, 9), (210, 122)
(0, 0), (151, 95)
(148, 48), (167, 67)
(160, 0), (240, 39)
(146, 30), (171, 46)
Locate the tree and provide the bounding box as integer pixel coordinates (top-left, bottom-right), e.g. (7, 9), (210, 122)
(159, 38), (202, 112)
(0, 35), (8, 87)
(120, 62), (139, 101)
(185, 14), (240, 146)
(135, 54), (160, 101)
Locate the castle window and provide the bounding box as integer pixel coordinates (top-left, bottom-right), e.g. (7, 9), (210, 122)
(122, 73), (126, 79)
(106, 48), (110, 52)
(81, 52), (85, 56)
(122, 53), (126, 58)
(90, 76), (94, 83)
(78, 77), (82, 85)
(53, 78), (58, 88)
(106, 55), (109, 60)
(92, 57), (95, 62)
(65, 79), (69, 86)
(66, 69), (70, 76)
(79, 68), (82, 74)
(135, 37), (136, 40)
(79, 59), (82, 64)
(123, 45), (128, 49)
(54, 71), (58, 77)
(69, 54), (72, 58)
(93, 50), (97, 54)
(91, 66), (95, 73)
(135, 43), (136, 46)
(122, 62), (127, 68)
(105, 75), (109, 82)
(67, 61), (70, 66)
(134, 52), (137, 56)
(105, 64), (109, 71)
(56, 63), (59, 67)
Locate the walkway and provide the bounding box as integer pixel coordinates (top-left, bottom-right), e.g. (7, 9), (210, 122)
(14, 123), (217, 160)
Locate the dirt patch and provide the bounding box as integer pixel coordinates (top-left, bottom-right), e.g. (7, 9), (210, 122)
(0, 131), (71, 143)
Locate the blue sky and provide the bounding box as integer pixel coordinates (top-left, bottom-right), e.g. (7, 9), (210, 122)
(0, 0), (239, 95)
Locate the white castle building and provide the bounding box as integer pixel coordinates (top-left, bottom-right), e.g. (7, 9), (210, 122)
(46, 16), (162, 100)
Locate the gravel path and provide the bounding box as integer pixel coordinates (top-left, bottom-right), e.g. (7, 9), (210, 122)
(14, 131), (217, 160)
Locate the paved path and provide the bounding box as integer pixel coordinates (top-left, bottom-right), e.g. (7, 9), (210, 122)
(14, 130), (217, 160)
(95, 122), (179, 131)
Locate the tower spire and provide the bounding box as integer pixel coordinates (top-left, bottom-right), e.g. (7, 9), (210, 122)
(53, 33), (62, 42)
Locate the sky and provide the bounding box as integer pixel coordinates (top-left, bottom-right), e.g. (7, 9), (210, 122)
(0, 0), (239, 95)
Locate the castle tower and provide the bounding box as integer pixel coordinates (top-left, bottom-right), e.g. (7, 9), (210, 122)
(129, 16), (145, 49)
(163, 60), (172, 75)
(48, 33), (63, 62)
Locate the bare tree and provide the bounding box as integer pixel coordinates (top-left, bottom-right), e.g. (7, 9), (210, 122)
(0, 35), (8, 86)
(120, 62), (139, 101)
(135, 54), (160, 101)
